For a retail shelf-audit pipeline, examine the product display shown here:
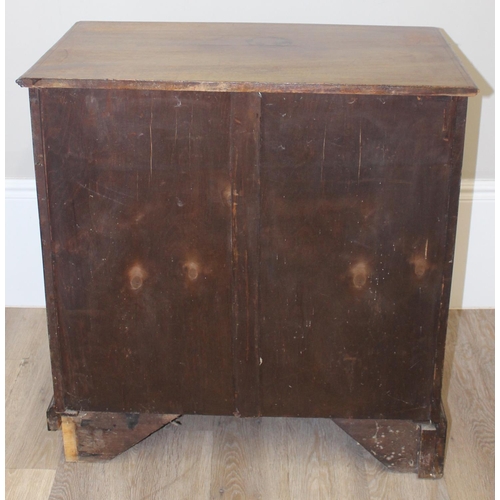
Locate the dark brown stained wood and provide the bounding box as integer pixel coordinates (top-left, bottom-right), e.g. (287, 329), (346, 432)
(258, 93), (460, 420)
(29, 88), (65, 412)
(418, 406), (447, 478)
(333, 411), (447, 478)
(19, 24), (476, 472)
(17, 22), (477, 96)
(230, 93), (262, 417)
(333, 418), (420, 473)
(430, 97), (468, 424)
(61, 411), (180, 461)
(46, 397), (61, 431)
(39, 88), (234, 415)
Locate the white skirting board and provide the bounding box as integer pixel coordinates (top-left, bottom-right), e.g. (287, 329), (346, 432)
(5, 178), (495, 308)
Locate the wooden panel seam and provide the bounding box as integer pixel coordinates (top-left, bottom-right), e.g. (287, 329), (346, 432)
(230, 92), (262, 417)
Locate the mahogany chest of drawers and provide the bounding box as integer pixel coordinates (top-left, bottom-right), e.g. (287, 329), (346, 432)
(18, 22), (477, 478)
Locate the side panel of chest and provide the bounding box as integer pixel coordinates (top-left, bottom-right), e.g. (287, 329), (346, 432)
(38, 89), (234, 414)
(258, 94), (462, 420)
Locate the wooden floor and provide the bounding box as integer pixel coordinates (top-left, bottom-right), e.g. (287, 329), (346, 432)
(5, 308), (494, 499)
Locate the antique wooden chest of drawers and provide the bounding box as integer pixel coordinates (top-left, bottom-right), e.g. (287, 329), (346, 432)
(18, 22), (477, 478)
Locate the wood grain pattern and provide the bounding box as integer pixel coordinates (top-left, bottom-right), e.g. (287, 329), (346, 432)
(441, 310), (494, 499)
(34, 89), (468, 428)
(19, 22), (477, 468)
(210, 417), (267, 498)
(46, 398), (61, 431)
(258, 93), (462, 421)
(6, 307), (49, 360)
(17, 22), (477, 95)
(49, 420), (215, 500)
(285, 417), (371, 500)
(29, 89), (65, 412)
(6, 469), (56, 500)
(5, 308), (62, 470)
(5, 308), (494, 499)
(364, 459), (451, 500)
(333, 419), (420, 473)
(61, 411), (180, 461)
(6, 359), (23, 401)
(430, 97), (468, 424)
(60, 418), (78, 462)
(39, 88), (234, 416)
(28, 90), (471, 471)
(230, 92), (262, 417)
(418, 408), (447, 479)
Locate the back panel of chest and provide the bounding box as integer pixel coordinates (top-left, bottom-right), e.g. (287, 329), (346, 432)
(39, 89), (462, 423)
(20, 22), (476, 476)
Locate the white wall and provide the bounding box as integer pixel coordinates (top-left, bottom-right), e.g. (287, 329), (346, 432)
(5, 0), (495, 307)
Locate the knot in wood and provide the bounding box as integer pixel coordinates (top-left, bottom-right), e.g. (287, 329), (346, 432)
(128, 264), (147, 290)
(350, 262), (369, 289)
(183, 262), (199, 281)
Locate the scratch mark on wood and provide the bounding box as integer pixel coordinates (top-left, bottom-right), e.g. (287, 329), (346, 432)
(170, 109), (178, 166)
(149, 101), (153, 185)
(77, 183), (125, 205)
(188, 104), (194, 164)
(358, 128), (362, 182)
(321, 124), (327, 184)
(102, 185), (137, 201)
(386, 392), (412, 405)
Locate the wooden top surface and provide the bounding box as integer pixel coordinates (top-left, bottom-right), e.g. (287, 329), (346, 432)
(17, 22), (477, 95)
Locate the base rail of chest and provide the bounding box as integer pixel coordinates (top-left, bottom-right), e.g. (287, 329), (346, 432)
(46, 399), (446, 478)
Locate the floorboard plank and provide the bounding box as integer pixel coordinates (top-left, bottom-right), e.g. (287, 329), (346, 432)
(442, 310), (495, 500)
(49, 417), (213, 500)
(6, 469), (56, 500)
(5, 312), (62, 469)
(364, 459), (450, 500)
(5, 308), (47, 360)
(6, 359), (23, 400)
(286, 418), (371, 500)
